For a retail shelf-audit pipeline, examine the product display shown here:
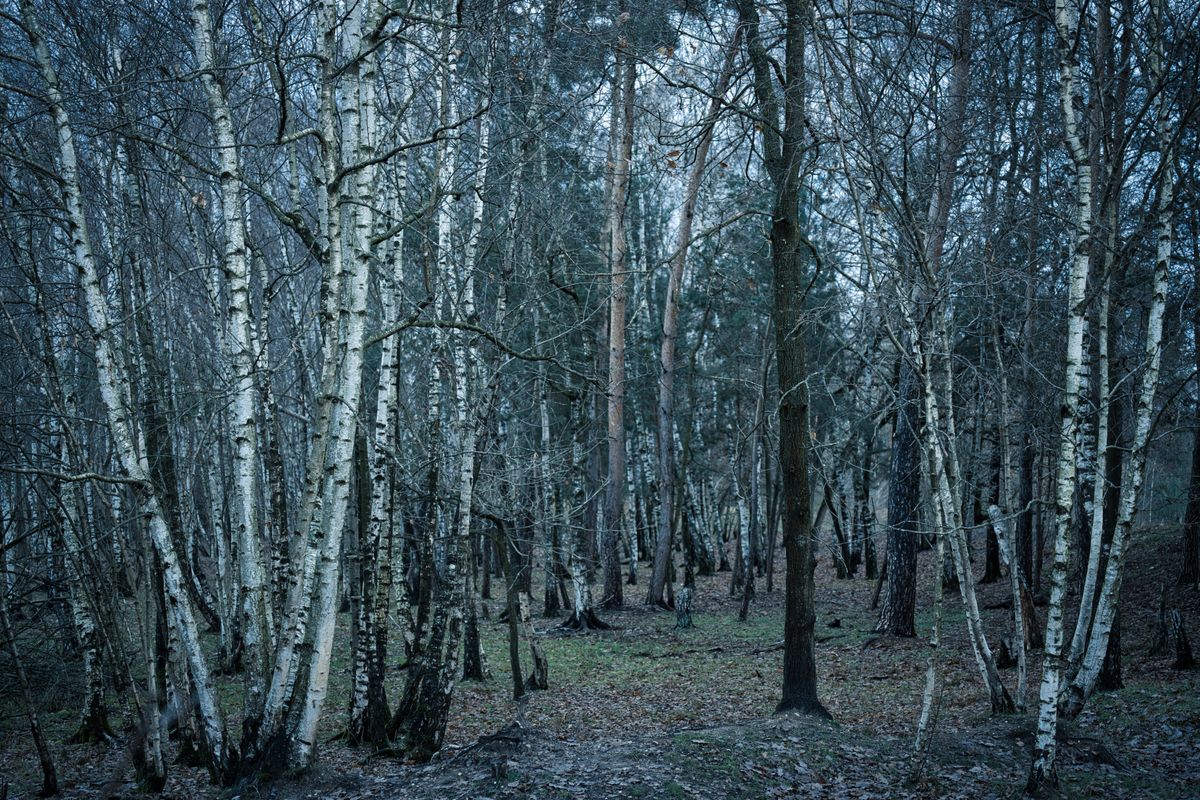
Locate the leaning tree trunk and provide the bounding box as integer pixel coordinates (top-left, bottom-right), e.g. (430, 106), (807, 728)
(648, 30), (739, 608)
(919, 325), (1014, 715)
(21, 0), (229, 777)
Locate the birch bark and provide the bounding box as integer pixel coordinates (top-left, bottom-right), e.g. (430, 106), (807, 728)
(350, 73), (407, 743)
(288, 0), (378, 767)
(1060, 0), (1173, 720)
(1026, 0), (1094, 787)
(191, 0), (271, 715)
(20, 0), (229, 777)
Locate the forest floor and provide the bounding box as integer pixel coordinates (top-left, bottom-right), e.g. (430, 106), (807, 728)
(2, 525), (1198, 799)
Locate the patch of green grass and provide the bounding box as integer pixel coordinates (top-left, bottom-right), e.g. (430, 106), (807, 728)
(1063, 761), (1189, 799)
(663, 779), (688, 798)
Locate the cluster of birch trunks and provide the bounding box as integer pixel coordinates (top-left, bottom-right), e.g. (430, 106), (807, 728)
(1, 0), (1198, 796)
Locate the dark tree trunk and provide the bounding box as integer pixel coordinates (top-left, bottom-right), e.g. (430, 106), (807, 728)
(517, 514), (534, 597)
(543, 517), (563, 617)
(480, 532), (492, 601)
(982, 453), (1002, 584)
(682, 500), (699, 587)
(826, 481), (853, 580)
(877, 361), (920, 637)
(261, 376), (291, 628)
(348, 427), (390, 747)
(858, 443), (877, 581)
(765, 442), (780, 591)
(1033, 449), (1048, 592)
(1016, 436), (1035, 589)
(1097, 609), (1123, 690)
(461, 602), (486, 681)
(1168, 610), (1195, 670)
(736, 0), (827, 716)
(495, 519), (525, 700)
(1181, 391), (1200, 586)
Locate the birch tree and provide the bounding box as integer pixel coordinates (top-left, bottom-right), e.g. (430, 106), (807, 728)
(1025, 0), (1096, 787)
(648, 30), (740, 609)
(18, 0), (230, 778)
(191, 0), (271, 716)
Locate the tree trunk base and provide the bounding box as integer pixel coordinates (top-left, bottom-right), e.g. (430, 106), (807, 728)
(990, 685), (1016, 715)
(388, 661), (453, 763)
(996, 637), (1017, 669)
(1025, 760), (1058, 796)
(542, 589), (561, 618)
(738, 582), (754, 622)
(1099, 612), (1123, 690)
(67, 704), (115, 745)
(347, 692), (391, 749)
(773, 697), (832, 719)
(525, 653), (549, 691)
(559, 608), (612, 632)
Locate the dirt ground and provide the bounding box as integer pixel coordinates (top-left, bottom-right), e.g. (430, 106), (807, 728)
(2, 525), (1198, 799)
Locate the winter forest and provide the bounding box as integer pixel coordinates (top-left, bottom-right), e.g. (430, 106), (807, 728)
(0, 0), (1198, 796)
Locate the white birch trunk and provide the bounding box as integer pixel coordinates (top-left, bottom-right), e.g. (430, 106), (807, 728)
(352, 66), (408, 735)
(1061, 0), (1173, 717)
(20, 0), (228, 776)
(1066, 281), (1110, 678)
(289, 0), (378, 766)
(448, 66), (492, 683)
(990, 506), (1030, 710)
(254, 0), (356, 756)
(917, 316), (1013, 714)
(1028, 0), (1094, 785)
(191, 0), (271, 714)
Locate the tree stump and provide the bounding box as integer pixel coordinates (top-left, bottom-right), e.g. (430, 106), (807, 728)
(675, 587), (693, 629)
(996, 636), (1018, 669)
